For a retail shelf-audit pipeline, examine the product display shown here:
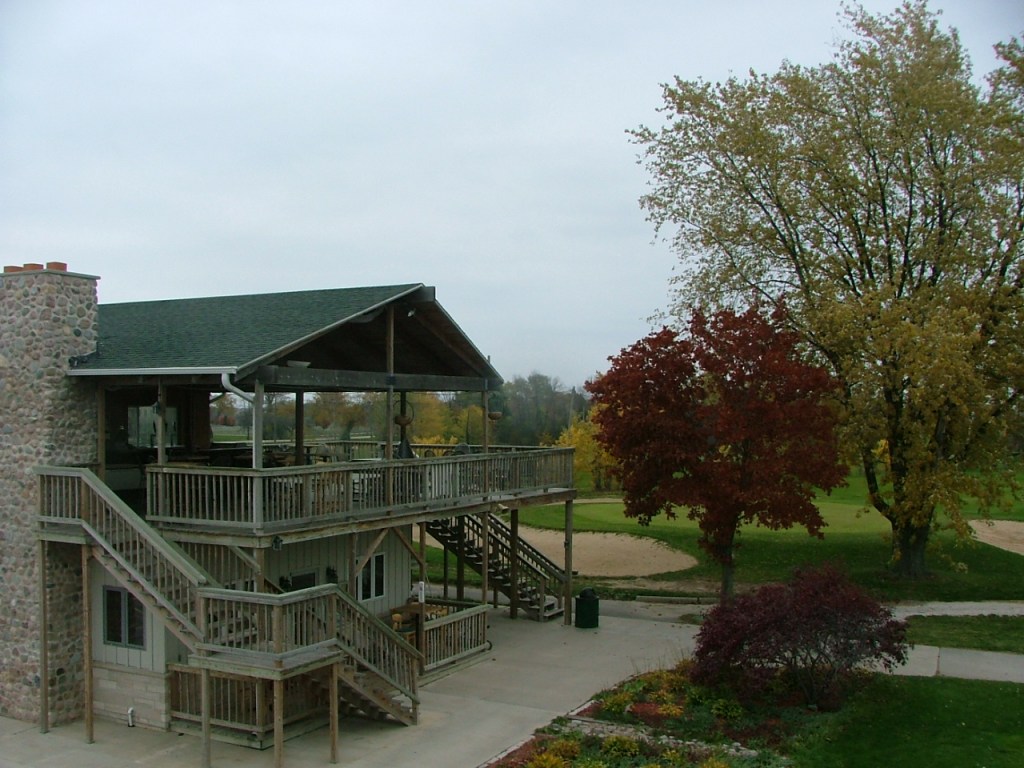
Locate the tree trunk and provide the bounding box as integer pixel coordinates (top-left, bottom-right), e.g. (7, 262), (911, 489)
(890, 520), (931, 578)
(719, 557), (735, 603)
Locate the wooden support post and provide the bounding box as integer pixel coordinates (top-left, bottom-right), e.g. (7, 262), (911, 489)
(456, 517), (465, 602)
(274, 678), (285, 768)
(254, 547), (266, 592)
(97, 386), (107, 482)
(564, 499), (574, 626)
(347, 535), (358, 598)
(442, 544), (450, 600)
(481, 510), (493, 608)
(385, 305), (395, 463)
(200, 668), (211, 768)
(294, 391), (305, 466)
(329, 664), (339, 764)
(257, 680), (268, 743)
(418, 522), (427, 585)
(509, 508), (519, 620)
(38, 540), (49, 734)
(82, 546), (94, 744)
(253, 381), (265, 469)
(156, 380), (167, 465)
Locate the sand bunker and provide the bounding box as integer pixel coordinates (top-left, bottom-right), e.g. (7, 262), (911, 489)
(518, 526), (697, 577)
(971, 520), (1024, 556)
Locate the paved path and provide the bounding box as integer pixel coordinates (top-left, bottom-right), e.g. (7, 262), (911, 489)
(0, 600), (1021, 768)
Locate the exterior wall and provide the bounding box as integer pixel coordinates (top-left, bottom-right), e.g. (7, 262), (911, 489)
(265, 528), (414, 615)
(0, 264), (99, 723)
(90, 561), (171, 673)
(92, 664), (169, 730)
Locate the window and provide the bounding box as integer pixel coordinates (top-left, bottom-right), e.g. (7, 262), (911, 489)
(290, 571), (317, 590)
(104, 587), (145, 648)
(358, 552), (385, 601)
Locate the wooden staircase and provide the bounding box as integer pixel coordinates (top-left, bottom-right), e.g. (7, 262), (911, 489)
(37, 466), (420, 737)
(425, 512), (566, 620)
(336, 664), (417, 725)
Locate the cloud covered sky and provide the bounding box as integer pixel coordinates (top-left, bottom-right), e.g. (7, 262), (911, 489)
(2, 1), (1021, 387)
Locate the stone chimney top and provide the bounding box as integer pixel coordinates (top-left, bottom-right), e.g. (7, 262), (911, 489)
(3, 261), (96, 277)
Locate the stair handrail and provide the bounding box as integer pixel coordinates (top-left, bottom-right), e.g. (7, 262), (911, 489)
(335, 586), (421, 703)
(462, 513), (566, 587)
(36, 465), (212, 642)
(191, 582), (420, 705)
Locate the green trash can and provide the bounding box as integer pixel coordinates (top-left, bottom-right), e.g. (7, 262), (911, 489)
(575, 587), (599, 628)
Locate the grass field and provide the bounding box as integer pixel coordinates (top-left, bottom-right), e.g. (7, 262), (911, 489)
(790, 676), (1024, 767)
(515, 470), (1024, 602)
(906, 615), (1024, 654)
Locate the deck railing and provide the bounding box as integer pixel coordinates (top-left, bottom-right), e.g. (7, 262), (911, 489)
(194, 583), (420, 705)
(36, 466), (210, 644)
(420, 600), (489, 673)
(146, 448), (574, 534)
(168, 666), (321, 745)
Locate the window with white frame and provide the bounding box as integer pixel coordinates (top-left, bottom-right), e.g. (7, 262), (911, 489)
(358, 552), (385, 601)
(104, 587), (145, 648)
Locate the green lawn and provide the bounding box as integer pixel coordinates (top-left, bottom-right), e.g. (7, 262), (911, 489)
(791, 676), (1024, 768)
(907, 615), (1024, 654)
(516, 481), (1024, 603)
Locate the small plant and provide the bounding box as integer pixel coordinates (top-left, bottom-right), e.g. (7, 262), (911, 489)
(698, 757), (732, 768)
(710, 698), (744, 721)
(543, 738), (581, 760)
(525, 752), (567, 768)
(572, 759), (609, 768)
(597, 690), (634, 716)
(600, 735), (642, 758)
(658, 701), (685, 719)
(692, 562), (908, 708)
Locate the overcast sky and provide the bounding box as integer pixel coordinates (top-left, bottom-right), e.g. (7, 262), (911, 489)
(2, 1), (1021, 387)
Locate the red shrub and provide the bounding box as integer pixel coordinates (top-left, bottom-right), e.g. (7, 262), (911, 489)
(692, 563), (908, 708)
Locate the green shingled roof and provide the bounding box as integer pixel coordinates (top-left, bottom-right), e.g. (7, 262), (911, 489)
(77, 284), (424, 373)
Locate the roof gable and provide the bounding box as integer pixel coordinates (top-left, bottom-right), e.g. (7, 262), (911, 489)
(73, 284), (499, 386)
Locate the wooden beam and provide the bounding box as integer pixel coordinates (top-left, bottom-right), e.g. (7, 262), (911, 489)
(200, 668), (211, 768)
(274, 679), (285, 768)
(82, 546), (94, 744)
(156, 380), (167, 465)
(353, 529), (389, 576)
(392, 526), (425, 569)
(252, 365), (493, 393)
(38, 540), (49, 734)
(510, 508), (519, 620)
(564, 499), (574, 627)
(294, 392), (305, 467)
(329, 664), (339, 764)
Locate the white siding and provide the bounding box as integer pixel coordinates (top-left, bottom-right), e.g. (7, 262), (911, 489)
(89, 560), (169, 673)
(263, 528), (413, 617)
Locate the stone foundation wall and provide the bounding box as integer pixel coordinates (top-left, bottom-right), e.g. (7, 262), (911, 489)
(92, 664), (170, 731)
(0, 264), (99, 723)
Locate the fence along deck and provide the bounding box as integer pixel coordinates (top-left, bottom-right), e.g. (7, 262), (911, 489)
(145, 447), (575, 535)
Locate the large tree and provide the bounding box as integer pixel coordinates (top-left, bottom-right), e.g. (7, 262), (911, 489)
(587, 307), (846, 599)
(633, 2), (1024, 577)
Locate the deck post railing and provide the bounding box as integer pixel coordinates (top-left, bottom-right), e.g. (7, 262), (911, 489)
(144, 447), (574, 534)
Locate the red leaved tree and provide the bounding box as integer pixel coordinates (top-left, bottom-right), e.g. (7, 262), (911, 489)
(586, 306), (846, 599)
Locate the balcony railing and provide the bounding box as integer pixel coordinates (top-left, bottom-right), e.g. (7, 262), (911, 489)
(146, 448), (574, 534)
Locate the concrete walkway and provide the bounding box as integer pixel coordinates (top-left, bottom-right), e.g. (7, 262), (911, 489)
(0, 600), (1022, 768)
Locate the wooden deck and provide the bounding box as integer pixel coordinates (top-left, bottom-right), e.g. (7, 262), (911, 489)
(144, 447), (575, 540)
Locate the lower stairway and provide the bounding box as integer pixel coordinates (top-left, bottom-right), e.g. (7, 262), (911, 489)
(38, 467), (420, 750)
(425, 512), (566, 620)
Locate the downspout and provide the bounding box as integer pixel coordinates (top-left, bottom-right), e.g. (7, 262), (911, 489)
(220, 372), (254, 404)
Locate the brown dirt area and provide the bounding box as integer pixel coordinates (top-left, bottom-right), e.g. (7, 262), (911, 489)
(970, 520), (1024, 555)
(518, 526), (698, 577)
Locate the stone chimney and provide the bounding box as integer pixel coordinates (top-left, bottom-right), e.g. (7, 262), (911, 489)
(0, 262), (100, 723)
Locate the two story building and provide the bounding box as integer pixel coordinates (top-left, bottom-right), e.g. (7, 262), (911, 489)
(0, 263), (576, 767)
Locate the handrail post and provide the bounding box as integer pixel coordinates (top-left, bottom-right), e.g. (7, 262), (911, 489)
(273, 603), (285, 659)
(253, 473), (264, 533)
